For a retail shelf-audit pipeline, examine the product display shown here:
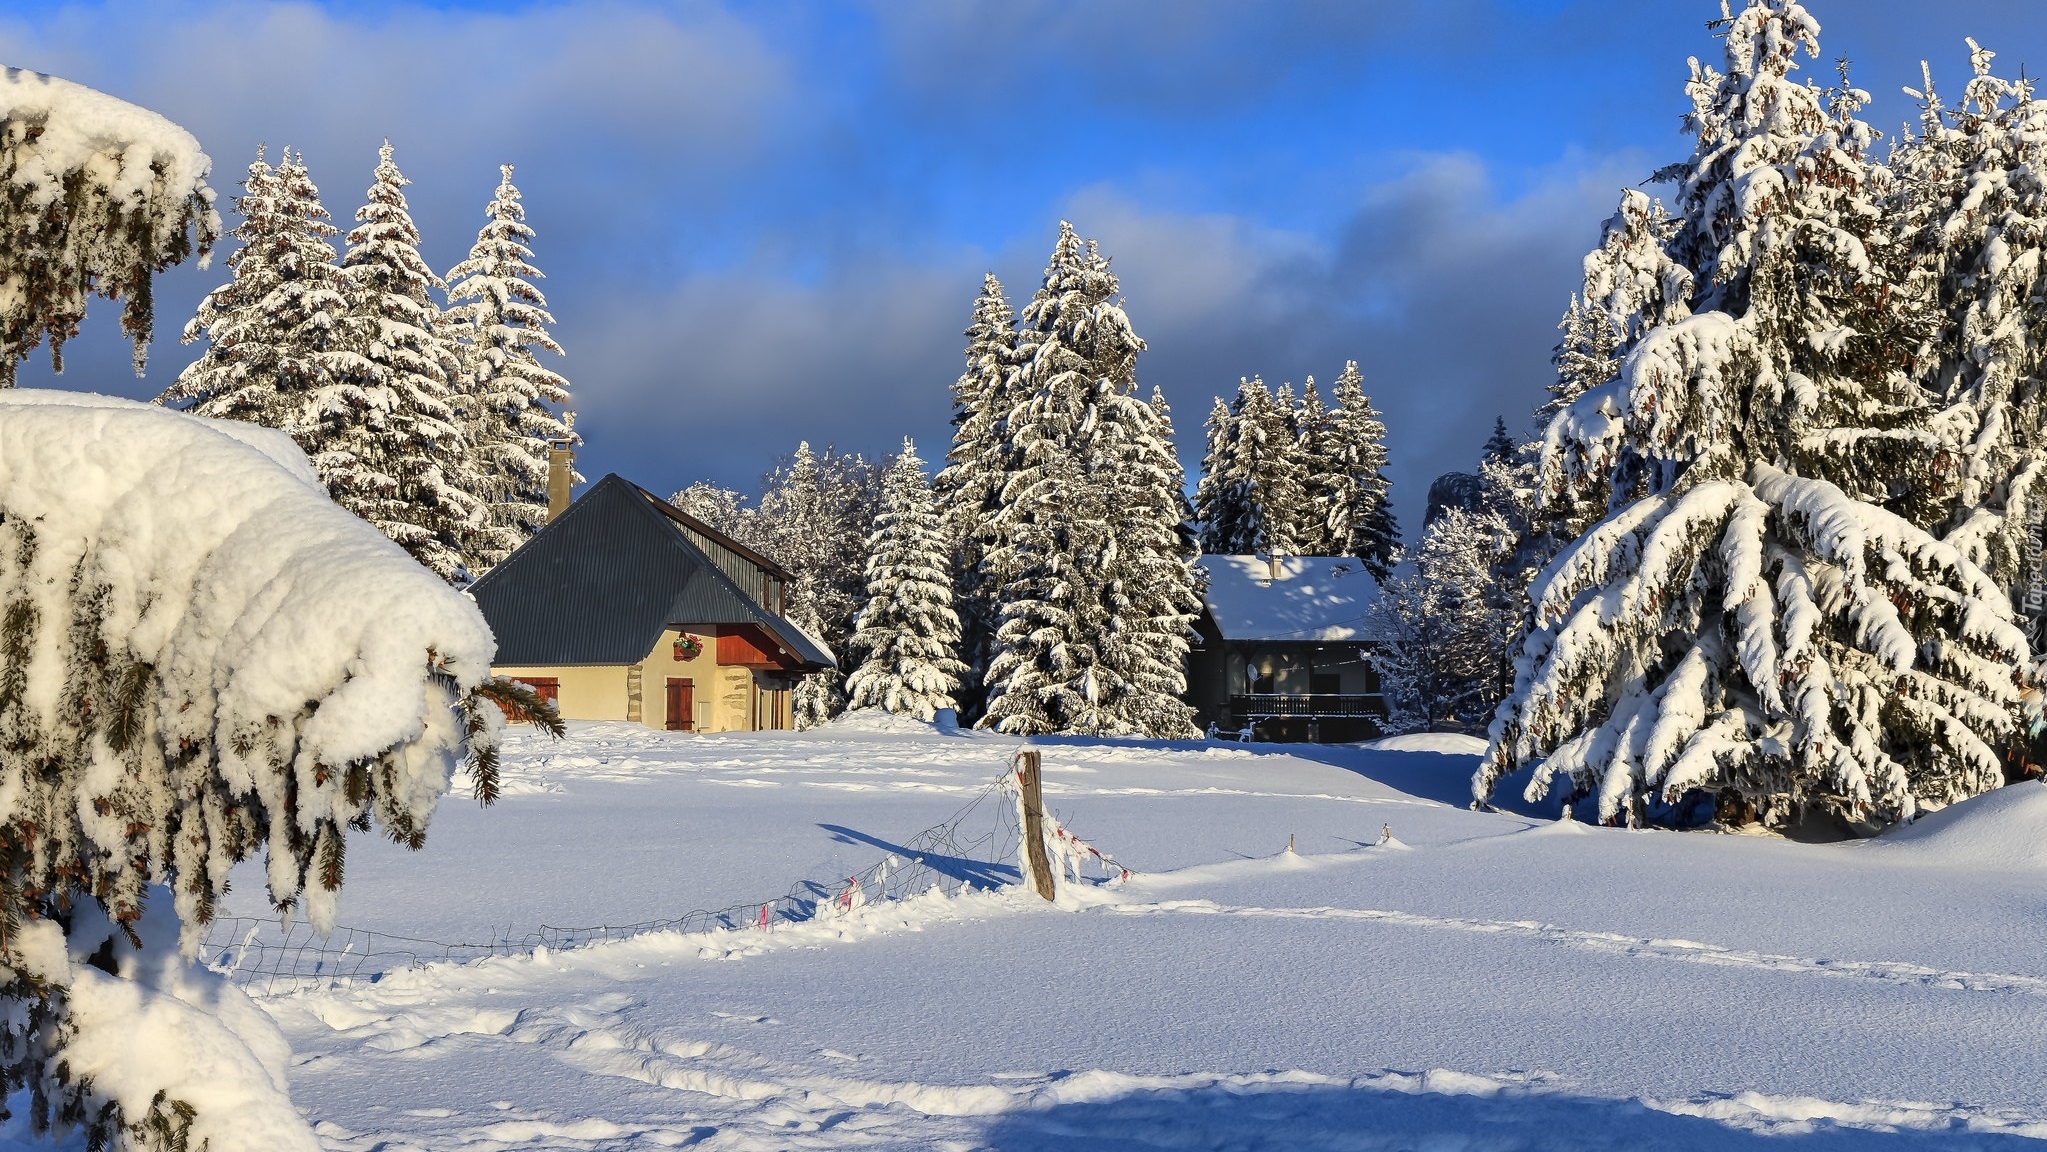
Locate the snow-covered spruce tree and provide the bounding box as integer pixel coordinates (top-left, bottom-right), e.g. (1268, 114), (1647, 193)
(790, 612), (845, 730)
(1893, 43), (2047, 601)
(1293, 376), (1339, 555)
(445, 164), (573, 574)
(266, 148), (404, 529)
(1472, 450), (1550, 705)
(1481, 416), (1517, 463)
(157, 147), (284, 415)
(1193, 393), (1243, 554)
(667, 449), (876, 728)
(1542, 191), (1694, 429)
(1196, 376), (1309, 556)
(1239, 377), (1313, 555)
(0, 69), (218, 383)
(1545, 295), (1618, 433)
(335, 141), (481, 582)
(933, 274), (1016, 723)
(1323, 361), (1400, 580)
(164, 147), (353, 439)
(169, 146), (442, 541)
(981, 223), (1115, 735)
(981, 221), (1198, 737)
(667, 480), (758, 540)
(1535, 191), (1698, 553)
(1371, 505), (1521, 733)
(846, 440), (967, 720)
(757, 442), (878, 728)
(1115, 385), (1203, 736)
(1481, 0), (2026, 830)
(0, 392), (553, 1152)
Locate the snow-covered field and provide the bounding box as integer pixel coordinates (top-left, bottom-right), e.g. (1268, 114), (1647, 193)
(103, 722), (2047, 1148)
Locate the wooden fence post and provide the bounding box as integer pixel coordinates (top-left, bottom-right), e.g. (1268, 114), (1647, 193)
(1014, 748), (1056, 901)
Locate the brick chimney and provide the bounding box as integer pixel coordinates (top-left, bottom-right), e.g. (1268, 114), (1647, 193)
(546, 437), (575, 522)
(1267, 553), (1283, 581)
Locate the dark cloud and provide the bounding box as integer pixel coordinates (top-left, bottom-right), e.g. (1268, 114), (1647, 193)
(571, 260), (974, 489)
(1059, 155), (1644, 529)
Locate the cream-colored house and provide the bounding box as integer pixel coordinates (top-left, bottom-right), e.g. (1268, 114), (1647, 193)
(469, 473), (833, 732)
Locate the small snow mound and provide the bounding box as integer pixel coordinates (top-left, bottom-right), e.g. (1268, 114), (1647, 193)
(1526, 810), (1591, 836)
(1362, 733), (1488, 756)
(1868, 782), (2047, 871)
(815, 708), (954, 737)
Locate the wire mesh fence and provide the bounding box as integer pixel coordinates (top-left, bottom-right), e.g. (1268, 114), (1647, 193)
(203, 764), (1053, 996)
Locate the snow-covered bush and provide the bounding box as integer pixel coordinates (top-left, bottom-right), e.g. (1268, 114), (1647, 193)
(0, 68), (218, 382)
(0, 391), (543, 1150)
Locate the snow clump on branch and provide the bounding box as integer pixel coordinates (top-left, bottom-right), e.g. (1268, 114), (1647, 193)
(0, 390), (529, 1151)
(0, 68), (219, 382)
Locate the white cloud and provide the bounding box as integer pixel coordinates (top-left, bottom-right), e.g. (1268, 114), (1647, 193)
(0, 0), (787, 260)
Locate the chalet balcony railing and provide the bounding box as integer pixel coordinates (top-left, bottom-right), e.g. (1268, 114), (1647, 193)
(1230, 693), (1385, 719)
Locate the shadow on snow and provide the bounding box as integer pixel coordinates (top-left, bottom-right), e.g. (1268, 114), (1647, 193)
(976, 1078), (2040, 1151)
(817, 822), (1020, 890)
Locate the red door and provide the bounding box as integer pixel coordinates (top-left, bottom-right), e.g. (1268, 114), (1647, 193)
(665, 678), (694, 731)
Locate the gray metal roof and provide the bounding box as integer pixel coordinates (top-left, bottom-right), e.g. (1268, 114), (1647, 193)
(469, 473), (835, 669)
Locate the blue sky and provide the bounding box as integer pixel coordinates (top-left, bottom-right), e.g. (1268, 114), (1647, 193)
(3, 0), (2041, 531)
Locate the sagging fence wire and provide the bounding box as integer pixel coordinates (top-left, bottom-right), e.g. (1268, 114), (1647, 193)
(201, 754), (1130, 996)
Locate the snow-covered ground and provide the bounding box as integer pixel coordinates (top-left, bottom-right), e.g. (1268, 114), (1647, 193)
(74, 723), (2047, 1148)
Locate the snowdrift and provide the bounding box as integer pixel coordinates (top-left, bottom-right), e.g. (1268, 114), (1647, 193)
(1363, 733), (1488, 756)
(817, 707), (963, 736)
(1866, 781), (2047, 871)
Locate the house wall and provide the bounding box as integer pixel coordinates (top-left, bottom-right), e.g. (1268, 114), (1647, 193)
(1187, 610), (1230, 725)
(495, 626), (791, 733)
(495, 662), (632, 723)
(1215, 640), (1387, 742)
(1224, 643), (1379, 695)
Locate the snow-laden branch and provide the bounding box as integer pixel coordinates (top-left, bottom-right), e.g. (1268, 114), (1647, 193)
(0, 68), (219, 381)
(0, 391), (508, 1151)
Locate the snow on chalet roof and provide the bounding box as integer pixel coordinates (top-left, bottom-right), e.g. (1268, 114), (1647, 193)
(1198, 555), (1390, 643)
